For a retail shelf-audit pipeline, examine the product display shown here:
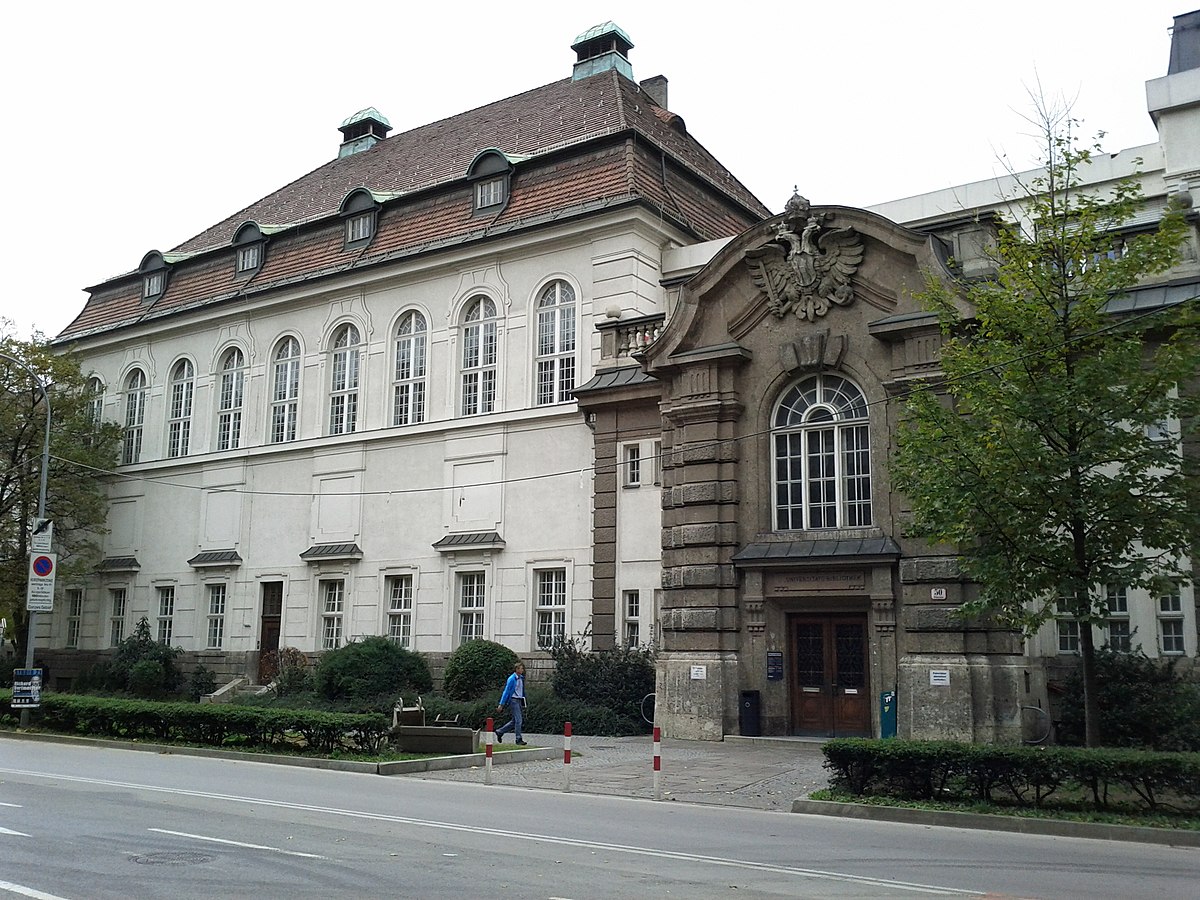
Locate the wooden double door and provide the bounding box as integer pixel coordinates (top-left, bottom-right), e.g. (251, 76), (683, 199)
(790, 615), (871, 737)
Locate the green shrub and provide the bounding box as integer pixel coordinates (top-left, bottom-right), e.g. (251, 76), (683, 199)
(314, 637), (432, 706)
(442, 639), (518, 700)
(187, 665), (218, 702)
(127, 659), (168, 699)
(272, 647), (312, 696)
(422, 685), (645, 736)
(550, 638), (654, 728)
(1056, 649), (1200, 751)
(80, 617), (183, 696)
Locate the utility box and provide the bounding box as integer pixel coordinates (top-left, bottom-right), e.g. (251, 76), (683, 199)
(739, 690), (761, 737)
(880, 690), (897, 739)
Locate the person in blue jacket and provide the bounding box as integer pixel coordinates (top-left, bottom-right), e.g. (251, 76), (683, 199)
(494, 661), (526, 745)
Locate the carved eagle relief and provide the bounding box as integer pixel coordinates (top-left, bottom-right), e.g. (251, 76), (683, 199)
(745, 194), (864, 321)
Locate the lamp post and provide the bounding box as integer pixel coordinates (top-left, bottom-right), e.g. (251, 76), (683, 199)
(0, 350), (51, 727)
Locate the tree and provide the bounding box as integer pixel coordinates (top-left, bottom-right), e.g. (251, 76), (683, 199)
(1, 325), (122, 660)
(889, 105), (1200, 748)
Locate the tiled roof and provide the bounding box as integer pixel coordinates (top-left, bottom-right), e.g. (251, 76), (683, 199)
(57, 70), (768, 342)
(299, 543), (363, 561)
(97, 556), (140, 572)
(574, 365), (660, 396)
(186, 550), (243, 567)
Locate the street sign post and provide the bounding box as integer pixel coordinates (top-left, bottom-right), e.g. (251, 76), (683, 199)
(12, 669), (42, 708)
(26, 552), (56, 613)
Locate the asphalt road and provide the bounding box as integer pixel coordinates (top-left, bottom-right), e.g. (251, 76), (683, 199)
(1, 738), (1197, 899)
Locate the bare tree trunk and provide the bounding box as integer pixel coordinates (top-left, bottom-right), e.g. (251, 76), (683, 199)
(1079, 621), (1101, 748)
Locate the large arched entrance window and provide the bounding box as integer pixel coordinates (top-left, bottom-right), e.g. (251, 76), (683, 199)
(773, 373), (872, 530)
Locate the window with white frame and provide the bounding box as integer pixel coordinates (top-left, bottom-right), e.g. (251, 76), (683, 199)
(458, 571), (486, 642)
(652, 440), (662, 485)
(1057, 619), (1079, 654)
(1158, 583), (1185, 654)
(1106, 619), (1132, 653)
(536, 569), (567, 648)
(623, 589), (641, 647)
(65, 588), (83, 648)
(236, 243), (262, 274)
(345, 212), (373, 244)
(1105, 583), (1131, 652)
(157, 586), (175, 644)
(773, 373), (872, 529)
(122, 369), (147, 465)
(623, 443), (641, 487)
(329, 324), (360, 435)
(207, 583), (227, 650)
(271, 337), (301, 443)
(143, 270), (165, 299)
(460, 296), (497, 416)
(217, 348), (245, 451)
(167, 360), (194, 458)
(535, 280), (576, 406)
(109, 587), (127, 646)
(321, 579), (345, 650)
(475, 177), (506, 209)
(386, 574), (413, 647)
(85, 377), (105, 428)
(393, 311), (427, 426)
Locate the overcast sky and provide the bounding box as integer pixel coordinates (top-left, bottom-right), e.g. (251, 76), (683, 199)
(0, 1), (1187, 340)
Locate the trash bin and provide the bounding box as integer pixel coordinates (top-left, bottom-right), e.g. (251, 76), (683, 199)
(739, 690), (761, 736)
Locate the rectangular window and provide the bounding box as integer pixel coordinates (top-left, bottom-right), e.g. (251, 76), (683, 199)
(623, 589), (641, 647)
(458, 572), (486, 643)
(217, 369), (244, 451)
(157, 586), (175, 644)
(207, 583), (227, 650)
(476, 177), (505, 209)
(841, 424), (873, 527)
(1161, 619), (1185, 655)
(1106, 619), (1132, 653)
(1105, 584), (1128, 614)
(386, 574), (413, 647)
(143, 271), (164, 298)
(321, 580), (345, 650)
(624, 444), (641, 487)
(1158, 585), (1182, 614)
(345, 212), (373, 244)
(1057, 619), (1079, 654)
(236, 244), (261, 273)
(109, 588), (127, 646)
(536, 569), (567, 649)
(66, 588), (83, 649)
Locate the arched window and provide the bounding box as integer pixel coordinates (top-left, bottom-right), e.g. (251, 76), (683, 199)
(773, 373), (872, 530)
(167, 359), (194, 458)
(217, 348), (245, 451)
(393, 311), (427, 426)
(329, 323), (361, 435)
(460, 296), (497, 416)
(84, 377), (105, 427)
(271, 337), (301, 443)
(535, 280), (576, 405)
(122, 369), (147, 465)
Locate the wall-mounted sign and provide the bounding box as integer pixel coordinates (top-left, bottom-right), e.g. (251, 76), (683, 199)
(690, 665), (707, 680)
(766, 651), (784, 681)
(930, 587), (948, 601)
(930, 669), (951, 686)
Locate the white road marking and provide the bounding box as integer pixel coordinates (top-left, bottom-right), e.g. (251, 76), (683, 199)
(148, 828), (325, 859)
(0, 880), (71, 900)
(0, 803), (23, 808)
(0, 766), (978, 896)
(0, 827), (30, 837)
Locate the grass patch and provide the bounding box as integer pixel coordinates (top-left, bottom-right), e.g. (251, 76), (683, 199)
(809, 788), (1200, 831)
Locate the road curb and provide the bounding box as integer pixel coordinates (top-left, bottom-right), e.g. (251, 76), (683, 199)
(0, 729), (554, 775)
(790, 798), (1200, 847)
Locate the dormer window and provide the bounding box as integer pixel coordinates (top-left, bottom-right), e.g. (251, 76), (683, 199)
(476, 177), (506, 210)
(232, 221), (267, 277)
(138, 251), (170, 303)
(236, 244), (261, 273)
(467, 150), (515, 215)
(339, 188), (381, 248)
(143, 271), (164, 299)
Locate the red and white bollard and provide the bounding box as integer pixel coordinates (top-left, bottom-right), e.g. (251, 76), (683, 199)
(652, 726), (662, 801)
(563, 721), (572, 793)
(485, 716), (494, 785)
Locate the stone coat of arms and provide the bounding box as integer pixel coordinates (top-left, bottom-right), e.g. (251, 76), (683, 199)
(746, 193), (864, 321)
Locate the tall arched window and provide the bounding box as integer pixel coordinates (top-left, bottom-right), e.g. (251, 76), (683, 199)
(122, 369), (147, 465)
(393, 311), (427, 426)
(460, 295), (497, 416)
(773, 373), (872, 530)
(328, 323), (360, 435)
(167, 359), (194, 458)
(85, 377), (105, 427)
(535, 280), (576, 405)
(271, 337), (300, 443)
(216, 347), (245, 451)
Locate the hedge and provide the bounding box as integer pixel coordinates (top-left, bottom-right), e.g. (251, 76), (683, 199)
(823, 738), (1200, 813)
(1, 691), (389, 755)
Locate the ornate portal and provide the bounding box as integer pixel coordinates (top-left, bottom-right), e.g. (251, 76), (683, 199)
(746, 192), (864, 321)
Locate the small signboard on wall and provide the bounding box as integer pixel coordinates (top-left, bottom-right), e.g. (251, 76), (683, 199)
(690, 665), (707, 680)
(766, 651), (784, 681)
(929, 669), (951, 686)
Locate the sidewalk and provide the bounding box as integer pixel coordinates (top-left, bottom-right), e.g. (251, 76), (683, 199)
(406, 732), (829, 812)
